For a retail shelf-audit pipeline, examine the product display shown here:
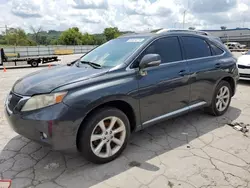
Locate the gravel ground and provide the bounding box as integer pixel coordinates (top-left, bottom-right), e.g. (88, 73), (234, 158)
(0, 53), (250, 188)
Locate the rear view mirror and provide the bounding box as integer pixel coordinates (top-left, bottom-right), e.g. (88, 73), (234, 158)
(139, 54), (161, 69)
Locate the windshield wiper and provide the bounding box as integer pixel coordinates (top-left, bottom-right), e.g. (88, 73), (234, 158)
(80, 61), (102, 69)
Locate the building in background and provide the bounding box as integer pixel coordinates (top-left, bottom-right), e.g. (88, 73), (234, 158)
(202, 28), (250, 47)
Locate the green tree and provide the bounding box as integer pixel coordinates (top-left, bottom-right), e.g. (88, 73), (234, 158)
(50, 39), (59, 45)
(221, 26), (227, 30)
(103, 27), (120, 41)
(30, 26), (42, 44)
(188, 27), (196, 30)
(58, 27), (83, 45)
(151, 28), (163, 33)
(5, 28), (36, 46)
(0, 34), (6, 44)
(47, 30), (62, 45)
(82, 33), (95, 45)
(92, 34), (106, 45)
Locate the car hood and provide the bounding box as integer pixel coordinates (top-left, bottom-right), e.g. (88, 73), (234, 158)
(237, 55), (250, 66)
(13, 65), (109, 96)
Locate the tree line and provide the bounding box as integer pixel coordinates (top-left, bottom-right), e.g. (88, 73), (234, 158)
(0, 27), (124, 46)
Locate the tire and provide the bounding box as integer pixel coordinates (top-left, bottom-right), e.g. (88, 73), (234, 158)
(78, 107), (130, 164)
(205, 80), (232, 116)
(30, 60), (39, 67)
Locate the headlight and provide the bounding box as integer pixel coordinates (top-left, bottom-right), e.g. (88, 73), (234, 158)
(21, 92), (67, 112)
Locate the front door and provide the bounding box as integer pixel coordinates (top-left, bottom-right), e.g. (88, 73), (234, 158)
(134, 36), (190, 127)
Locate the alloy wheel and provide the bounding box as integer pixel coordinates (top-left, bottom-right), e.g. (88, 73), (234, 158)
(90, 116), (126, 158)
(216, 86), (230, 112)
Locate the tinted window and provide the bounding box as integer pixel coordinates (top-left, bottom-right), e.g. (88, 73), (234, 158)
(210, 43), (224, 55)
(182, 37), (211, 59)
(133, 37), (182, 67)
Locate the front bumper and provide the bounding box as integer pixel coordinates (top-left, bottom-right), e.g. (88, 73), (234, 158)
(238, 65), (250, 80)
(4, 95), (83, 150)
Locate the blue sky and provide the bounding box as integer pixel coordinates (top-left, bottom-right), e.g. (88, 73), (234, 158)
(0, 0), (249, 33)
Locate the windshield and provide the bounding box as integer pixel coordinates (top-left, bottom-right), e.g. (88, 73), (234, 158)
(247, 51), (250, 55)
(80, 37), (149, 67)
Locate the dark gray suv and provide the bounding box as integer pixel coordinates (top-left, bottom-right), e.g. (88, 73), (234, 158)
(5, 32), (239, 163)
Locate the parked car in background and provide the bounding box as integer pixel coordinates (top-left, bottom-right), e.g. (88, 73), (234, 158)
(237, 50), (250, 80)
(5, 31), (238, 164)
(225, 42), (246, 50)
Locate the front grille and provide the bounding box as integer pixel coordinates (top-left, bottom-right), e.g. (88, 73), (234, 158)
(238, 64), (250, 69)
(8, 93), (22, 111)
(240, 73), (250, 78)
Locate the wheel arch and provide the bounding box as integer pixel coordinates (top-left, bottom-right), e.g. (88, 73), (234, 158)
(76, 97), (139, 150)
(220, 76), (236, 96)
(208, 76), (236, 106)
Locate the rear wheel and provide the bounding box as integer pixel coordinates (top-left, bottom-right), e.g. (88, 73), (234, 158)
(205, 80), (232, 116)
(78, 108), (130, 164)
(30, 60), (39, 67)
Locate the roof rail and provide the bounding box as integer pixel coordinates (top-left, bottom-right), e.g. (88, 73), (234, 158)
(156, 28), (210, 36)
(156, 28), (185, 34)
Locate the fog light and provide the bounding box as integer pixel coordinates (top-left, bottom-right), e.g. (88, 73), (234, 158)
(41, 132), (48, 139)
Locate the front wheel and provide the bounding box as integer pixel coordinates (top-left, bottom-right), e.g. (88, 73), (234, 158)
(78, 108), (130, 164)
(205, 80), (232, 116)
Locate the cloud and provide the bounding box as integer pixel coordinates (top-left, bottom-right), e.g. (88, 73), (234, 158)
(1, 0), (249, 34)
(72, 0), (108, 9)
(69, 9), (104, 24)
(189, 0), (237, 13)
(124, 0), (173, 17)
(11, 0), (42, 18)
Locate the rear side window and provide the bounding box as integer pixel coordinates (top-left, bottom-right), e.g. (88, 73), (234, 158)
(182, 36), (211, 59)
(209, 43), (224, 55)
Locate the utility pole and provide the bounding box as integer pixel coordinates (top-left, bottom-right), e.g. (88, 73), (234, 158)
(183, 0), (189, 29)
(243, 17), (246, 28)
(0, 25), (8, 45)
(183, 10), (186, 29)
(5, 25), (8, 45)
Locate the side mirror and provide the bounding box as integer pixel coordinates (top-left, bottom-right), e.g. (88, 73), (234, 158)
(139, 54), (161, 69)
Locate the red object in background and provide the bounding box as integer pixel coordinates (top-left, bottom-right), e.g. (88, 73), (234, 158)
(0, 179), (11, 188)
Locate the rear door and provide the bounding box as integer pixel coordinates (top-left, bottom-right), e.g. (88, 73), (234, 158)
(134, 36), (190, 127)
(180, 36), (225, 105)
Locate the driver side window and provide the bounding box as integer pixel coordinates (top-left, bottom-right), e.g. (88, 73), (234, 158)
(131, 36), (183, 68)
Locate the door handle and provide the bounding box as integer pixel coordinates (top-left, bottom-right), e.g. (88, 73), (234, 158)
(215, 63), (221, 68)
(179, 70), (187, 76)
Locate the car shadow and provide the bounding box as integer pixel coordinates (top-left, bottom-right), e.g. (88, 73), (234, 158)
(0, 107), (241, 188)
